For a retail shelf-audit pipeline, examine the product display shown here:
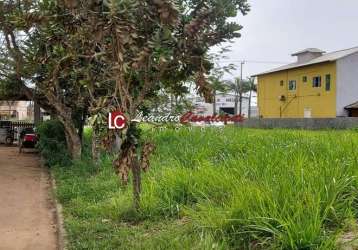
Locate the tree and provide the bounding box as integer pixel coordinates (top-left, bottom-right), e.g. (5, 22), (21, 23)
(0, 0), (250, 209)
(144, 88), (193, 116)
(0, 75), (23, 100)
(208, 49), (236, 115)
(0, 0), (87, 159)
(208, 68), (225, 115)
(247, 77), (257, 118)
(226, 77), (252, 116)
(61, 0), (249, 208)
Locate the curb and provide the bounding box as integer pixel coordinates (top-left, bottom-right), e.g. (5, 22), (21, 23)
(41, 158), (68, 250)
(50, 173), (68, 250)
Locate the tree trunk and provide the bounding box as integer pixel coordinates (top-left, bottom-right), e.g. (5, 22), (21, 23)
(132, 156), (141, 211)
(213, 90), (217, 115)
(92, 128), (100, 165)
(112, 132), (122, 153)
(45, 91), (82, 160)
(78, 109), (87, 142)
(175, 95), (178, 112)
(113, 122), (143, 210)
(34, 101), (42, 125)
(234, 94), (239, 115)
(239, 93), (243, 116)
(170, 94), (174, 113)
(58, 115), (82, 160)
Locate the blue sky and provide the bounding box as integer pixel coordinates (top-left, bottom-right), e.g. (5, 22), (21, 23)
(217, 0), (358, 79)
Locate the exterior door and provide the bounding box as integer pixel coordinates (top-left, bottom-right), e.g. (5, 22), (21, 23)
(304, 108), (312, 118)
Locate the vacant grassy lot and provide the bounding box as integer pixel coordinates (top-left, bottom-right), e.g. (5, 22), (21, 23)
(52, 128), (358, 249)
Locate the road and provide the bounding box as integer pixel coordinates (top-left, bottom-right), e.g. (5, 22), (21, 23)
(0, 146), (58, 250)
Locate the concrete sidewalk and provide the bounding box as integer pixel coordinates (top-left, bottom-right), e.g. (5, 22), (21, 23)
(0, 146), (57, 250)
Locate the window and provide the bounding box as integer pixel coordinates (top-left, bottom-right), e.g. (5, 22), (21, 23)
(288, 80), (297, 91)
(280, 80), (284, 86)
(226, 98), (234, 102)
(312, 76), (322, 88)
(325, 74), (331, 91)
(303, 76), (307, 83)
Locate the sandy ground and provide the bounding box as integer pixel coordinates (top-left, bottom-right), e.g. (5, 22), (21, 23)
(0, 146), (58, 250)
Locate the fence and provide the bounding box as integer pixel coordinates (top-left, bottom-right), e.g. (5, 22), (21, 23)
(10, 121), (35, 131)
(0, 121), (35, 142)
(0, 121), (34, 130)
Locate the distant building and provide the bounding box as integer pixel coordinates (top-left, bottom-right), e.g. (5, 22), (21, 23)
(189, 92), (257, 118)
(254, 47), (358, 118)
(0, 101), (34, 121)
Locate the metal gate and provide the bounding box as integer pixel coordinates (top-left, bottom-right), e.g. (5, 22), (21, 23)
(10, 121), (35, 131)
(0, 121), (34, 144)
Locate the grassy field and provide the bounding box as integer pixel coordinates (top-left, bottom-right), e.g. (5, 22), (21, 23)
(52, 127), (358, 249)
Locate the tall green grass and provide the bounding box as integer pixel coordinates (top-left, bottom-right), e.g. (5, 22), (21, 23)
(52, 127), (358, 249)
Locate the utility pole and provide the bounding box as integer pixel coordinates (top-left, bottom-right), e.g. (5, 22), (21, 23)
(239, 61), (245, 116)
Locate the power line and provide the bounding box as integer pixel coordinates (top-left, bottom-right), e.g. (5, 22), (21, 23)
(216, 60), (291, 64)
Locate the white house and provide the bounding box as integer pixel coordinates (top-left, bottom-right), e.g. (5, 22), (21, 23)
(189, 92), (257, 118)
(0, 101), (34, 121)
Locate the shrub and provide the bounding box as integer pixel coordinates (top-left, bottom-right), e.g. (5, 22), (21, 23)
(37, 119), (71, 167)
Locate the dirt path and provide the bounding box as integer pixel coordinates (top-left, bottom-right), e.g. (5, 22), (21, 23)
(0, 146), (58, 250)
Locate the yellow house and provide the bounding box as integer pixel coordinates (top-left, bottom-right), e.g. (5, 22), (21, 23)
(254, 47), (358, 118)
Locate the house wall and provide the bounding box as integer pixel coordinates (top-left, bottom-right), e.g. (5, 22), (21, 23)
(0, 101), (32, 120)
(215, 94), (250, 116)
(191, 94), (251, 117)
(336, 52), (358, 117)
(257, 61), (337, 118)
